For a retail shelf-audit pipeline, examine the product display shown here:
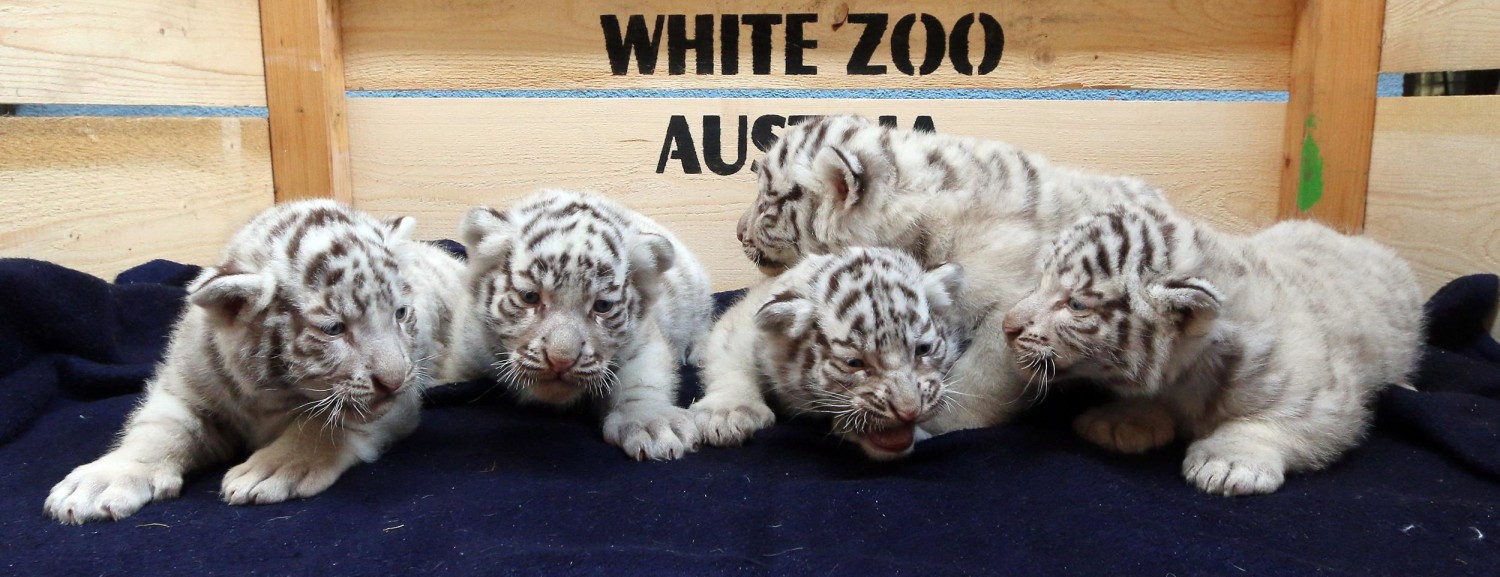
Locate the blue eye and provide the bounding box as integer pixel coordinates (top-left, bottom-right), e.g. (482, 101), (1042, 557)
(1067, 298), (1088, 312)
(592, 300), (615, 314)
(914, 343), (933, 357)
(320, 321), (346, 336)
(845, 358), (865, 369)
(395, 306), (411, 321)
(520, 291), (541, 305)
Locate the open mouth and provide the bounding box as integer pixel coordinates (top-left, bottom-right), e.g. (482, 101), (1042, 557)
(857, 423), (918, 456)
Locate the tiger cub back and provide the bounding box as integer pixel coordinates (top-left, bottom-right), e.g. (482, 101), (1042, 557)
(692, 247), (966, 461)
(1002, 202), (1423, 496)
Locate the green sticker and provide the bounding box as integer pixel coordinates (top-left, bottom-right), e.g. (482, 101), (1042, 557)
(1297, 115), (1324, 212)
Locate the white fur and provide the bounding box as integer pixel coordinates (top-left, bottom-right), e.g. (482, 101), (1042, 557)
(45, 202), (465, 523)
(736, 115), (1167, 434)
(447, 189), (713, 461)
(1006, 204), (1425, 496)
(692, 247), (966, 460)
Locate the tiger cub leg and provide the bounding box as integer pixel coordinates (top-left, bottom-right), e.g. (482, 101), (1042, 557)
(690, 302), (775, 447)
(1074, 397), (1177, 455)
(601, 326), (699, 461)
(221, 394), (419, 505)
(1183, 395), (1372, 498)
(46, 384), (233, 524)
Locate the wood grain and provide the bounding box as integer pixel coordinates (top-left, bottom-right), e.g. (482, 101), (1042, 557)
(342, 0), (1295, 91)
(1366, 95), (1500, 338)
(258, 0), (352, 203)
(1277, 0), (1385, 233)
(1382, 0), (1500, 73)
(0, 117), (273, 277)
(0, 0), (266, 106)
(347, 98), (1284, 290)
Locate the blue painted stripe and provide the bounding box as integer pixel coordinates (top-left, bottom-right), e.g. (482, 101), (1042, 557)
(15, 80), (1424, 117)
(13, 104), (268, 118)
(1377, 73), (1405, 98)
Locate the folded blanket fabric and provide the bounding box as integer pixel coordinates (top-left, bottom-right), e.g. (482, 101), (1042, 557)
(2, 256), (1497, 576)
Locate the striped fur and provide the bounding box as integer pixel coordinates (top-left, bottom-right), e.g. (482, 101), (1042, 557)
(691, 247), (966, 461)
(1003, 203), (1425, 496)
(446, 189), (714, 461)
(46, 201), (467, 523)
(736, 114), (1166, 433)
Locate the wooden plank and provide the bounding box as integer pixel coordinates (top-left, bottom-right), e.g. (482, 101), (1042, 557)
(1382, 0), (1500, 73)
(0, 0), (266, 106)
(1366, 95), (1500, 339)
(342, 0), (1295, 91)
(1277, 0), (1385, 233)
(0, 117), (274, 277)
(258, 0), (352, 203)
(347, 98), (1285, 291)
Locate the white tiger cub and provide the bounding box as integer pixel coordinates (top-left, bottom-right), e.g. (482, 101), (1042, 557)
(45, 201), (466, 523)
(737, 114), (1166, 432)
(1003, 202), (1424, 496)
(444, 189), (713, 461)
(691, 247), (965, 460)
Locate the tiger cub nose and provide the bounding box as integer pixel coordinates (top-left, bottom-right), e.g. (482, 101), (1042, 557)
(894, 407), (921, 424)
(548, 357), (574, 374)
(371, 374), (403, 394)
(1001, 315), (1026, 342)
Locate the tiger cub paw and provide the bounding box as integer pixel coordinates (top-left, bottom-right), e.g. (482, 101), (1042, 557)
(1183, 438), (1286, 497)
(221, 444), (347, 505)
(604, 404), (699, 461)
(690, 396), (776, 447)
(1074, 400), (1175, 454)
(45, 459), (182, 524)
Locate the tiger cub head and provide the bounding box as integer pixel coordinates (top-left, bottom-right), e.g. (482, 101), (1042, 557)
(1002, 204), (1223, 396)
(737, 115), (894, 274)
(756, 247), (965, 461)
(459, 190), (674, 406)
(188, 200), (422, 424)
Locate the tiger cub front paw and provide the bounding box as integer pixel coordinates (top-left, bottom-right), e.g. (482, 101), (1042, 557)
(603, 404), (699, 461)
(45, 459), (183, 524)
(690, 396), (775, 447)
(1182, 436), (1287, 497)
(221, 444), (346, 505)
(1074, 400), (1175, 454)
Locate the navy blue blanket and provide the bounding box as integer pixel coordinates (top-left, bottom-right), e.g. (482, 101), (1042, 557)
(3, 257), (1498, 576)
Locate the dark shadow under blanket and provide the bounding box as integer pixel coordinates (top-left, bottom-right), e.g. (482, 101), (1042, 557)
(1, 256), (1498, 576)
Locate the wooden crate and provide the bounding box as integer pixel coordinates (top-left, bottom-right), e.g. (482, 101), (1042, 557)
(0, 0), (273, 273)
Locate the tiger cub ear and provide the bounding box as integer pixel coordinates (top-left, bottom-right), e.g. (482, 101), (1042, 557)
(920, 262), (965, 314)
(459, 206), (515, 261)
(1149, 277), (1223, 338)
(188, 268), (275, 323)
(755, 291), (817, 340)
(381, 215), (417, 241)
(812, 145), (866, 209)
(628, 234), (676, 298)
